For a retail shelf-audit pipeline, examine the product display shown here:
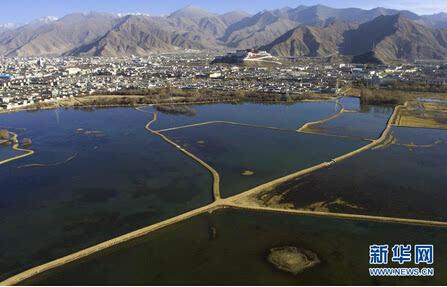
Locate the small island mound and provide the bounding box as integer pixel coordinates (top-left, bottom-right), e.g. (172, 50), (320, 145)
(0, 129), (30, 147)
(241, 170), (255, 176)
(0, 129), (11, 144)
(267, 246), (320, 275)
(155, 105), (196, 116)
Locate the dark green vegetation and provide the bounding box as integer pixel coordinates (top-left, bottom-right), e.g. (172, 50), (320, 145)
(259, 127), (447, 221)
(374, 81), (447, 94)
(154, 105), (196, 116)
(103, 87), (327, 102)
(359, 88), (409, 105)
(18, 90), (337, 114)
(355, 87), (447, 106)
(164, 123), (366, 197)
(22, 209), (447, 285)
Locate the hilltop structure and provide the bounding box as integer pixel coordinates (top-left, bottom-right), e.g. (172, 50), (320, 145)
(212, 49), (281, 65)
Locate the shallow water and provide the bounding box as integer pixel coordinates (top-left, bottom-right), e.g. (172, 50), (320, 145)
(339, 96), (361, 111)
(163, 123), (366, 197)
(0, 108), (212, 280)
(265, 127), (447, 221)
(313, 105), (394, 140)
(23, 209), (447, 285)
(0, 100), (400, 281)
(416, 98), (447, 104)
(149, 101), (341, 130)
(0, 145), (24, 162)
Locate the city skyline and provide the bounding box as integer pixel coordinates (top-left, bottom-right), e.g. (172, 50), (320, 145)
(1, 0), (446, 24)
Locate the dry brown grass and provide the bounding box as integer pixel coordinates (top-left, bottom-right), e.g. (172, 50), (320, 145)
(351, 87), (447, 105)
(397, 101), (447, 129)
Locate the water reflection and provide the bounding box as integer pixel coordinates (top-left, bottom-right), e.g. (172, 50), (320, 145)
(0, 108), (212, 280)
(261, 127), (447, 221)
(23, 209), (447, 285)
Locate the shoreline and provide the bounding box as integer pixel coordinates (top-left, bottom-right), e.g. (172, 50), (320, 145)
(0, 93), (339, 115)
(297, 101), (344, 132)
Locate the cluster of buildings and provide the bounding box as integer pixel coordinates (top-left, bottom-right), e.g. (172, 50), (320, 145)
(0, 52), (446, 110)
(211, 49), (280, 65)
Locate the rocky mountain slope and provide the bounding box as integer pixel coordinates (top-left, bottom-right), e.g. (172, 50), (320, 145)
(0, 5), (446, 62)
(71, 15), (218, 57)
(0, 13), (120, 57)
(346, 15), (447, 63)
(260, 21), (358, 58)
(261, 14), (447, 64)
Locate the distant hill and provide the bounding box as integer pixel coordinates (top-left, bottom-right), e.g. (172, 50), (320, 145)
(218, 11), (251, 26)
(420, 12), (447, 29)
(71, 15), (215, 57)
(0, 13), (120, 57)
(221, 10), (298, 48)
(285, 5), (420, 25)
(220, 4), (429, 49)
(345, 15), (447, 63)
(261, 15), (447, 64)
(0, 4), (447, 61)
(168, 6), (227, 40)
(260, 21), (358, 58)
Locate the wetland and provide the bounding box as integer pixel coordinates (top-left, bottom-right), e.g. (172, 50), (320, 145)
(1, 97), (447, 285)
(21, 209), (447, 285)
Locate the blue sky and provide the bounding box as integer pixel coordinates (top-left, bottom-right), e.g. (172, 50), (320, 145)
(1, 0), (446, 24)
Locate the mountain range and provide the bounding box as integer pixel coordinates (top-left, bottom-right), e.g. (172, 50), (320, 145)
(261, 15), (447, 63)
(1, 4), (447, 63)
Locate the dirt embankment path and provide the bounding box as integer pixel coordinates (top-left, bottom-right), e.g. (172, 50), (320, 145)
(0, 132), (34, 165)
(145, 113), (221, 201)
(297, 101), (344, 133)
